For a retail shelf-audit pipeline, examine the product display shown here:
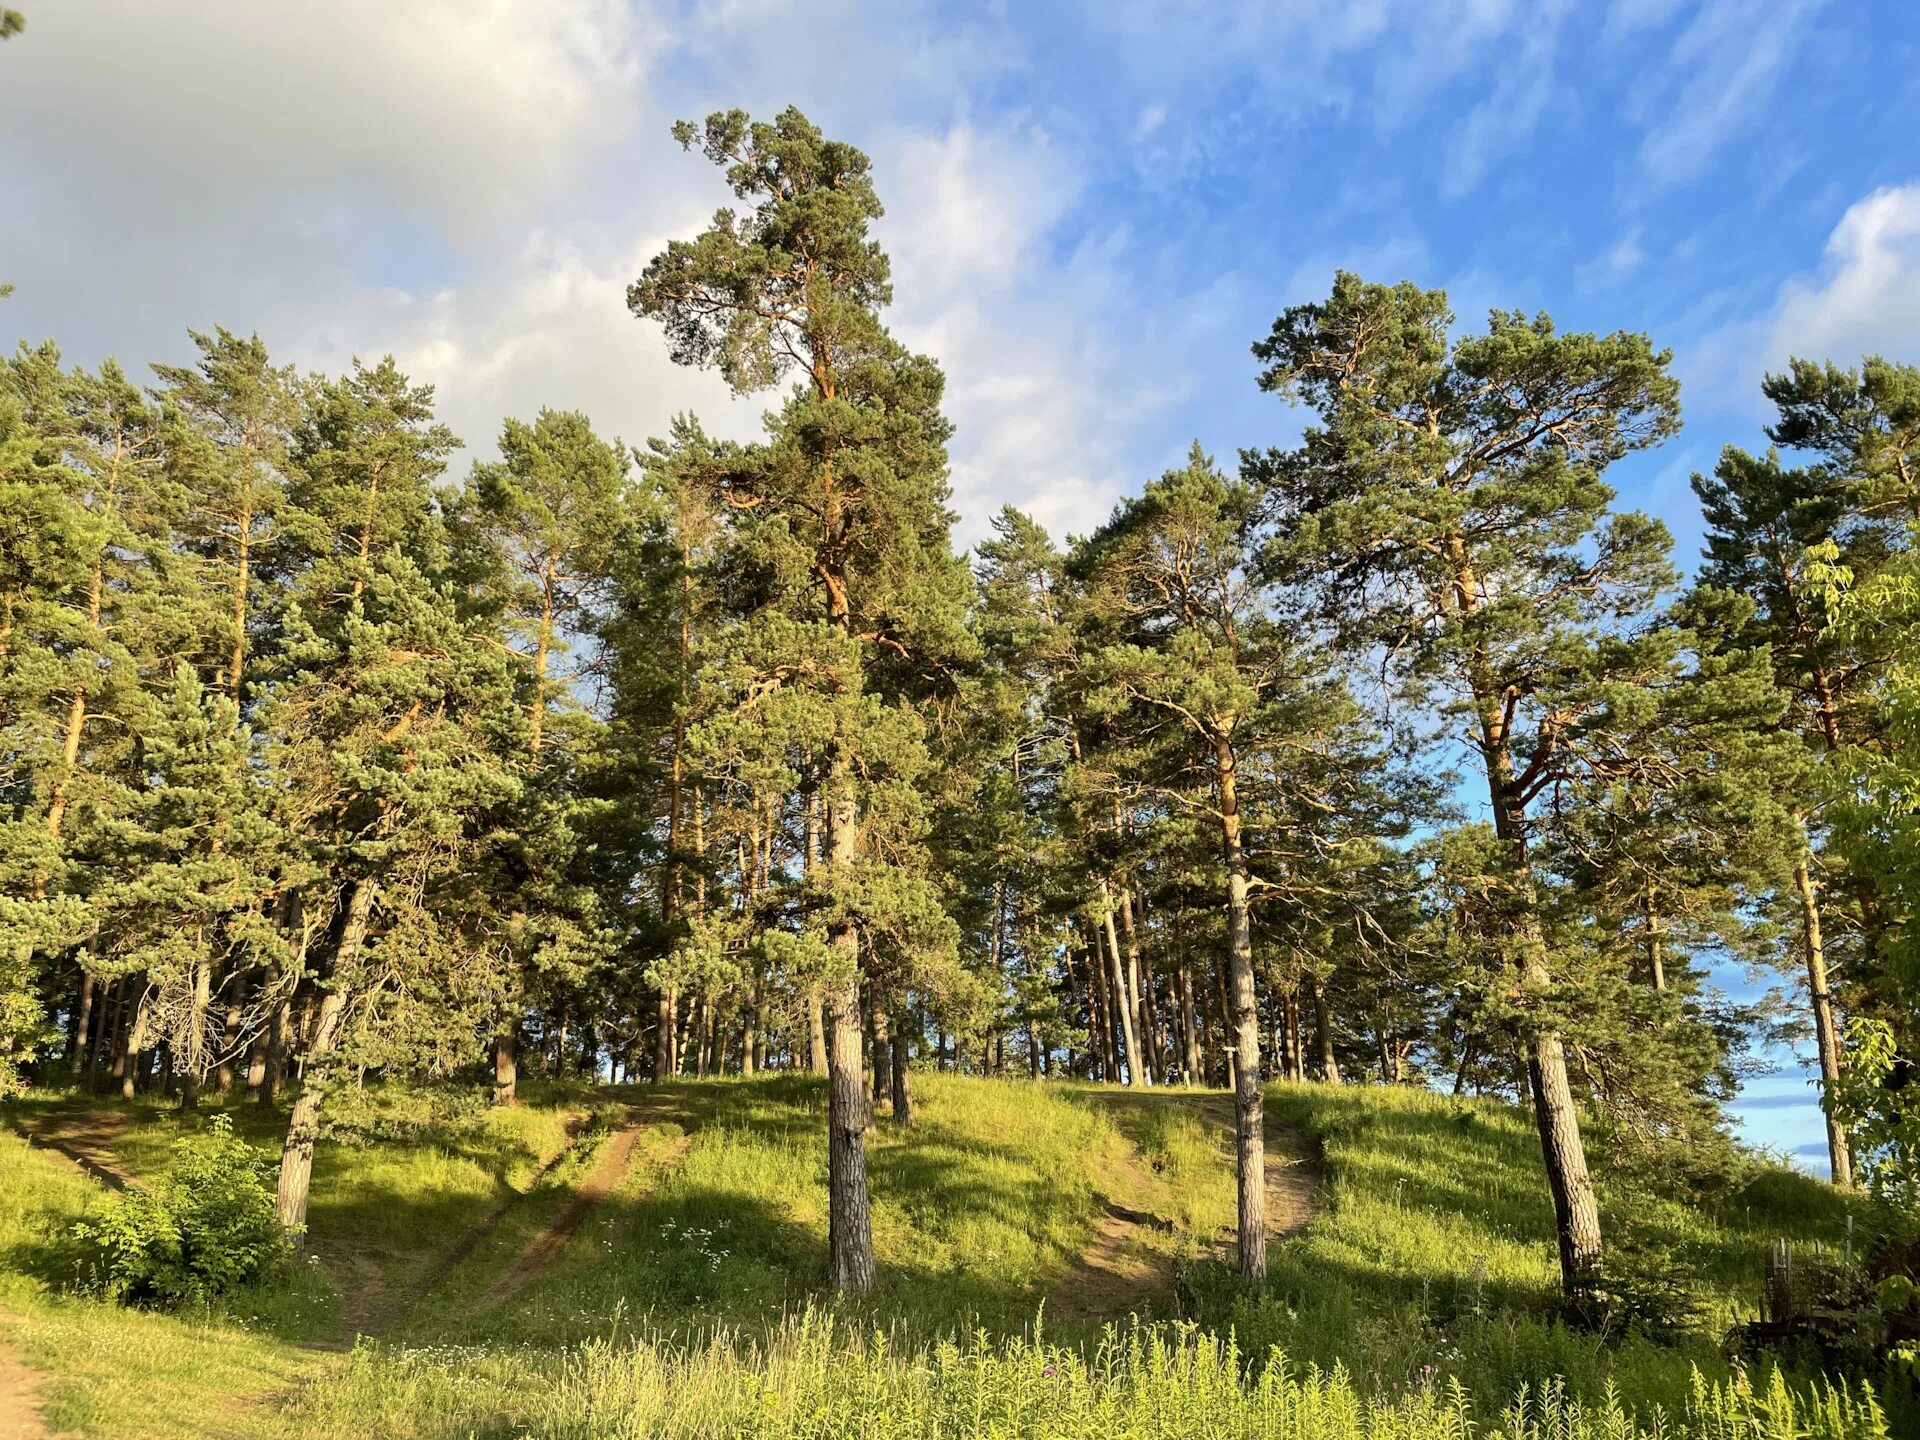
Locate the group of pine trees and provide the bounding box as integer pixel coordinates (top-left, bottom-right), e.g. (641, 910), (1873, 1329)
(2, 106), (1914, 1308)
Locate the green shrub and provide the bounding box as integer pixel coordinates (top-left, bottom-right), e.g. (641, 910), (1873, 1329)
(72, 1114), (289, 1306)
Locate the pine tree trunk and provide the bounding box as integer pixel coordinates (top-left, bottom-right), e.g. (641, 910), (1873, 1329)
(890, 1003), (914, 1126)
(806, 990), (828, 1074)
(179, 959), (212, 1111)
(655, 988), (676, 1081)
(869, 994), (890, 1109)
(1309, 972), (1341, 1083)
(1215, 736), (1266, 1283)
(823, 766), (874, 1292)
(259, 994), (290, 1106)
(68, 974), (94, 1077)
(1118, 887), (1157, 1085)
(1177, 961), (1202, 1086)
(493, 1022), (518, 1105)
(216, 968), (246, 1091)
(1794, 854), (1854, 1188)
(275, 881), (373, 1234)
(120, 990), (149, 1101)
(824, 970), (873, 1290)
(1526, 1021), (1603, 1304)
(1099, 886), (1145, 1085)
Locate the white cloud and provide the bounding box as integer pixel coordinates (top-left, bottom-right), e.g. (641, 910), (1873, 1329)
(1574, 227), (1649, 290)
(1631, 0), (1826, 188)
(285, 230), (760, 468)
(0, 1), (652, 235)
(1688, 183), (1920, 409)
(1440, 0), (1569, 200)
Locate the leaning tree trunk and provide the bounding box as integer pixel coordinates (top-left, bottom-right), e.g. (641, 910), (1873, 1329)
(1215, 736), (1267, 1283)
(1492, 784), (1605, 1308)
(1794, 852), (1854, 1188)
(275, 880), (374, 1235)
(1098, 885), (1145, 1085)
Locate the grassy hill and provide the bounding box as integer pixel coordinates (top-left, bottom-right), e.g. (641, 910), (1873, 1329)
(0, 1076), (1899, 1438)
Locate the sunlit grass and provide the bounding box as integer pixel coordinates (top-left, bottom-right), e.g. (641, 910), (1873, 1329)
(0, 1074), (1901, 1439)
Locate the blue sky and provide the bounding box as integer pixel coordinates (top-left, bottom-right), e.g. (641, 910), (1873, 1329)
(7, 0), (1920, 1167)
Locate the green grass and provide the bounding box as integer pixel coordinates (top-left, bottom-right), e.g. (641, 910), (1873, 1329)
(0, 1073), (1902, 1439)
(1182, 1083), (1884, 1419)
(421, 1072), (1142, 1346)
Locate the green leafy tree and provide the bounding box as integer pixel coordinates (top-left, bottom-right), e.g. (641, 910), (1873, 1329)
(1810, 520), (1920, 1208)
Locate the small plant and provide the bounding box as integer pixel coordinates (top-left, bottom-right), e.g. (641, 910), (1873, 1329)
(72, 1115), (290, 1307)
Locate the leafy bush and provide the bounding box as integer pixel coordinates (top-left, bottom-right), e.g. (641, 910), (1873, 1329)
(72, 1115), (289, 1306)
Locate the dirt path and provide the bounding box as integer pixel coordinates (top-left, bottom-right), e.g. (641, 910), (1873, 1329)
(0, 1326), (56, 1440)
(1046, 1143), (1178, 1323)
(474, 1110), (692, 1313)
(1048, 1092), (1320, 1323)
(9, 1112), (137, 1191)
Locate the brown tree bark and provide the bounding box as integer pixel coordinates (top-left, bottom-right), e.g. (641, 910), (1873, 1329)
(1795, 853), (1854, 1188)
(493, 1022), (518, 1105)
(68, 974), (94, 1077)
(823, 767), (874, 1291)
(1177, 960), (1202, 1085)
(1308, 971), (1341, 1084)
(1099, 885), (1145, 1085)
(1118, 886), (1157, 1084)
(890, 1002), (914, 1126)
(275, 880), (374, 1234)
(1215, 736), (1266, 1283)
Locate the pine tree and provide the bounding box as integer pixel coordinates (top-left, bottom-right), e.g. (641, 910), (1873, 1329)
(1071, 444), (1384, 1280)
(632, 108), (967, 1291)
(452, 408), (631, 1103)
(152, 329), (303, 705)
(264, 358), (516, 1231)
(89, 666), (290, 1109)
(1248, 273), (1682, 1308)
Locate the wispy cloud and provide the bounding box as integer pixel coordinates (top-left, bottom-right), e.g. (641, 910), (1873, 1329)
(1631, 0), (1827, 188)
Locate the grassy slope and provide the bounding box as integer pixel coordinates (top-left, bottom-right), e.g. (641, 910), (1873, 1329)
(0, 1074), (1894, 1439)
(1188, 1083), (1875, 1414)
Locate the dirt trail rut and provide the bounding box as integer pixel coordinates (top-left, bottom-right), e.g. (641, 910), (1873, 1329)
(1048, 1093), (1320, 1323)
(0, 1322), (56, 1440)
(10, 1112), (137, 1191)
(475, 1109), (692, 1312)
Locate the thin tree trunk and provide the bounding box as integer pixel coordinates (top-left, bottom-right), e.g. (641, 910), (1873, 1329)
(1177, 960), (1202, 1086)
(1118, 885), (1156, 1085)
(1308, 971), (1341, 1083)
(1644, 888), (1668, 992)
(68, 974), (94, 1078)
(1099, 886), (1144, 1085)
(890, 1002), (914, 1125)
(179, 959), (212, 1111)
(216, 971), (245, 1090)
(119, 990), (149, 1101)
(1795, 853), (1854, 1188)
(1215, 735), (1266, 1283)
